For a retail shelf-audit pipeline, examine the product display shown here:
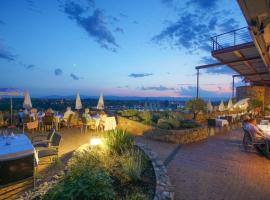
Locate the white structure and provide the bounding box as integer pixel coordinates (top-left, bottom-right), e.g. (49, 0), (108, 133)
(207, 99), (213, 112)
(227, 98), (233, 110)
(97, 93), (104, 110)
(23, 91), (32, 110)
(234, 98), (249, 110)
(75, 92), (82, 110)
(218, 100), (225, 112)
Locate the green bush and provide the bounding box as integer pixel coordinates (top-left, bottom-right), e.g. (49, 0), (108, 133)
(120, 110), (139, 117)
(125, 192), (147, 200)
(129, 116), (141, 121)
(157, 118), (172, 129)
(120, 149), (145, 182)
(43, 164), (115, 200)
(167, 117), (180, 129)
(180, 120), (199, 128)
(138, 111), (152, 124)
(103, 130), (135, 154)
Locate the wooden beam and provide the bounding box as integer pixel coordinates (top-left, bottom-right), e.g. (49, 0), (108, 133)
(195, 56), (261, 69)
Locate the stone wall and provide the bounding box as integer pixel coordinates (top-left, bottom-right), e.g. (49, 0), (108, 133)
(236, 86), (270, 108)
(137, 143), (174, 200)
(117, 116), (209, 144)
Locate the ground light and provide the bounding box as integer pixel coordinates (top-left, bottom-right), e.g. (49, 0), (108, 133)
(90, 137), (102, 146)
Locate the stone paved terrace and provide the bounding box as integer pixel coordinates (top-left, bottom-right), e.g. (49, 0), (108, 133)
(137, 128), (270, 200)
(27, 126), (270, 200)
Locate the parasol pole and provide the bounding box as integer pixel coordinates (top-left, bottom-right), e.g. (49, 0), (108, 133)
(10, 96), (13, 125)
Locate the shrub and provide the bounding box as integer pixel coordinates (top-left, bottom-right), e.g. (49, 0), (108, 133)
(157, 118), (172, 129)
(138, 111), (152, 124)
(125, 192), (147, 200)
(43, 167), (115, 200)
(129, 116), (141, 122)
(180, 120), (199, 128)
(167, 117), (180, 129)
(185, 98), (206, 119)
(103, 130), (135, 154)
(120, 149), (145, 182)
(120, 110), (139, 117)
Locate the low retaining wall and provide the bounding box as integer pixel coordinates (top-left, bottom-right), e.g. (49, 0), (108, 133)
(137, 143), (174, 200)
(117, 116), (208, 144)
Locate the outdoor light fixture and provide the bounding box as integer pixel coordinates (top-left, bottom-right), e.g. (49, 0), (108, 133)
(90, 138), (102, 146)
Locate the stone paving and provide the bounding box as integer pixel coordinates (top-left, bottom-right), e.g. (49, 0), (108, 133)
(137, 128), (270, 200)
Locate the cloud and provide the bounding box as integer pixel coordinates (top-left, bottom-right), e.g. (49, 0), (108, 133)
(70, 73), (80, 80)
(0, 49), (15, 62)
(154, 0), (241, 52)
(128, 73), (153, 78)
(54, 68), (63, 76)
(115, 27), (124, 33)
(25, 64), (35, 69)
(119, 13), (128, 18)
(140, 85), (175, 91)
(187, 0), (218, 9)
(180, 86), (231, 98)
(62, 1), (119, 51)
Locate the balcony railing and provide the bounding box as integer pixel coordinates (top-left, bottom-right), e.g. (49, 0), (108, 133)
(211, 27), (252, 51)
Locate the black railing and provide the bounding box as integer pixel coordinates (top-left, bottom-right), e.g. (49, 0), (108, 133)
(211, 27), (252, 51)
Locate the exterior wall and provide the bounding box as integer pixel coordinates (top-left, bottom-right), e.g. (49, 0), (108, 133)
(236, 86), (270, 108)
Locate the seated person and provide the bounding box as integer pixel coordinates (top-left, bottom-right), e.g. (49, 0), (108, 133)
(246, 118), (265, 141)
(45, 108), (55, 116)
(29, 108), (38, 121)
(242, 115), (251, 130)
(82, 108), (92, 122)
(63, 107), (74, 122)
(98, 111), (107, 130)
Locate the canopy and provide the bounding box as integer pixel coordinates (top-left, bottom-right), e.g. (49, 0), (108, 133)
(227, 98), (233, 110)
(97, 93), (104, 110)
(234, 98), (250, 109)
(0, 88), (23, 96)
(207, 99), (213, 112)
(0, 88), (24, 125)
(75, 92), (82, 110)
(23, 91), (32, 109)
(219, 100), (225, 112)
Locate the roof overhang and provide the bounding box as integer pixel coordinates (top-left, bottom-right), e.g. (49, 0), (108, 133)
(237, 0), (270, 73)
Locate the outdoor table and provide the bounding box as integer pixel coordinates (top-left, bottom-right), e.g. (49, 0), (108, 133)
(0, 134), (38, 186)
(258, 125), (270, 138)
(215, 118), (229, 127)
(104, 117), (117, 131)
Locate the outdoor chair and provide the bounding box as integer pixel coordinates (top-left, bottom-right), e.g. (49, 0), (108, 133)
(42, 115), (54, 131)
(23, 119), (39, 133)
(32, 128), (55, 143)
(242, 128), (270, 158)
(81, 117), (97, 133)
(36, 133), (61, 164)
(33, 129), (57, 149)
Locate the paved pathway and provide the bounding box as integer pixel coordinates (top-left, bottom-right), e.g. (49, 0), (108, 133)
(136, 128), (270, 200)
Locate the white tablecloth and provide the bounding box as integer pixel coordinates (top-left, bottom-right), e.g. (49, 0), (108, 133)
(0, 134), (38, 164)
(258, 125), (270, 138)
(215, 119), (229, 127)
(104, 117), (117, 131)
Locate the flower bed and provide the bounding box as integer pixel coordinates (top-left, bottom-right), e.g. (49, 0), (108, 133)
(42, 130), (156, 200)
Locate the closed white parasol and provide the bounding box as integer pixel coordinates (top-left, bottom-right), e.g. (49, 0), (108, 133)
(97, 93), (104, 110)
(219, 100), (225, 112)
(23, 91), (32, 110)
(207, 99), (213, 112)
(75, 92), (82, 110)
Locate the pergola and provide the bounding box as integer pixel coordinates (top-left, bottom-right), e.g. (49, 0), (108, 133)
(195, 27), (270, 98)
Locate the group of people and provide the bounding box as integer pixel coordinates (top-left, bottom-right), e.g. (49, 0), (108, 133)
(242, 116), (269, 155)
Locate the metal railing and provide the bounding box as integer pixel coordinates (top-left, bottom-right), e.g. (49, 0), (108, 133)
(211, 27), (252, 51)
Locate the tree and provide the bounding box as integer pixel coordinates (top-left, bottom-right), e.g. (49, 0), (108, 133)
(185, 98), (206, 119)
